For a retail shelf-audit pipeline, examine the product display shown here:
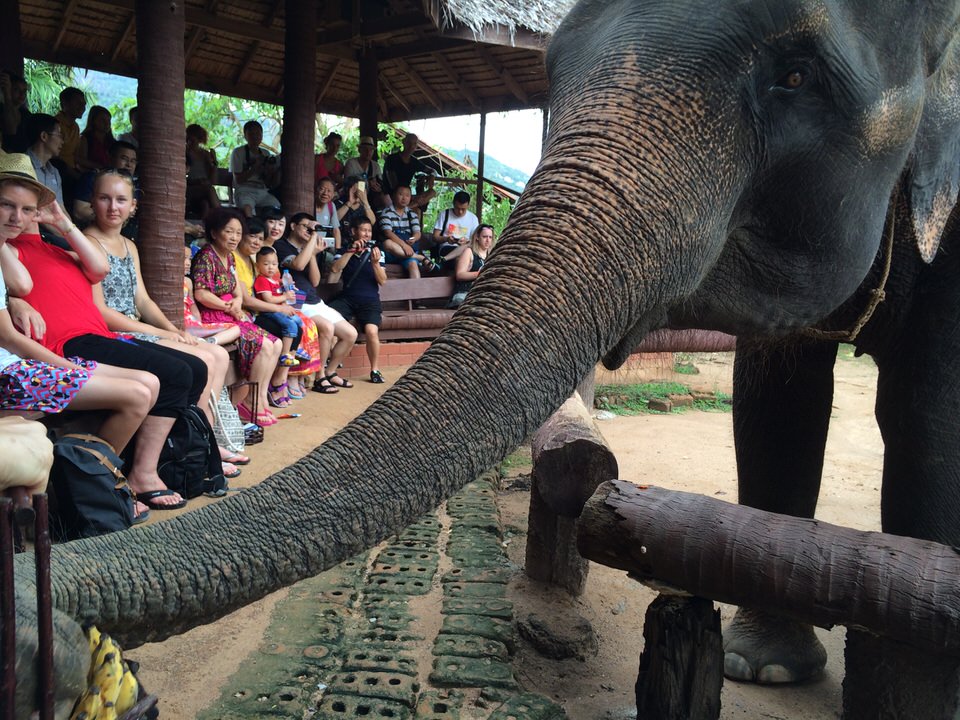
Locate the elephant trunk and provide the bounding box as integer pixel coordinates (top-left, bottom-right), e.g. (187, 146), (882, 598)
(14, 128), (708, 652)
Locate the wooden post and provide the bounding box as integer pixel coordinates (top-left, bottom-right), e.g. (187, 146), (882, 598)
(525, 393), (618, 595)
(135, 0), (186, 326)
(0, 0), (24, 78)
(280, 0), (316, 214)
(358, 47), (379, 148)
(636, 595), (722, 720)
(475, 111), (486, 221)
(578, 481), (960, 658)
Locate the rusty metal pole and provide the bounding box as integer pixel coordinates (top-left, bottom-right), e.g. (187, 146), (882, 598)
(34, 494), (53, 720)
(0, 497), (15, 720)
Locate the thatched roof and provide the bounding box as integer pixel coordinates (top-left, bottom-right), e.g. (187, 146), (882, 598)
(16, 0), (573, 121)
(442, 0), (576, 36)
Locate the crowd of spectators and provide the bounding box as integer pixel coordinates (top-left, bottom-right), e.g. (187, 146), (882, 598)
(0, 75), (497, 528)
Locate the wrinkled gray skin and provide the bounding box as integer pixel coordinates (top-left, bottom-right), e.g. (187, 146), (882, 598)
(15, 0), (960, 716)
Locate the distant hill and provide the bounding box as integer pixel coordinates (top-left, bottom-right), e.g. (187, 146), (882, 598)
(441, 148), (530, 192)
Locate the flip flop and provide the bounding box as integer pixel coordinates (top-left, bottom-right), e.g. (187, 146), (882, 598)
(287, 381), (306, 400)
(222, 451), (250, 465)
(222, 462), (242, 479)
(137, 489), (187, 510)
(132, 503), (150, 525)
(325, 372), (353, 389)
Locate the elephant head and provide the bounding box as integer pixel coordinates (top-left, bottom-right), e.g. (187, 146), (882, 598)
(14, 0), (960, 713)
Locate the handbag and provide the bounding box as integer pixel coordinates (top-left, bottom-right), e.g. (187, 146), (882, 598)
(48, 433), (134, 541)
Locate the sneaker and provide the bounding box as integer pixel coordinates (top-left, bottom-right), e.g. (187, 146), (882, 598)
(279, 353), (300, 367)
(294, 348), (311, 361)
(370, 369), (385, 384)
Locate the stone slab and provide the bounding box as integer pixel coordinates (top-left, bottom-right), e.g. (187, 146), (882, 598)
(441, 567), (513, 585)
(433, 633), (510, 661)
(442, 597), (514, 619)
(430, 655), (518, 690)
(414, 689), (464, 719)
(327, 669), (421, 707)
(443, 582), (507, 599)
(440, 615), (515, 652)
(313, 692), (412, 720)
(487, 693), (567, 719)
(342, 648), (418, 676)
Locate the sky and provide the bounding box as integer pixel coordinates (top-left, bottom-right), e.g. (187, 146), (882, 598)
(409, 109), (545, 177)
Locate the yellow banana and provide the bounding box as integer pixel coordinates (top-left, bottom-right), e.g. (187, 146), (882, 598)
(70, 684), (101, 720)
(99, 700), (118, 720)
(92, 652), (123, 706)
(114, 663), (139, 715)
(85, 625), (101, 656)
(89, 634), (118, 682)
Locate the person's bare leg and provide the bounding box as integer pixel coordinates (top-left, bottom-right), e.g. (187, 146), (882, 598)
(248, 337), (281, 413)
(328, 320), (358, 371)
(365, 324), (381, 374)
(127, 415), (183, 506)
(310, 316), (335, 369)
(66, 366), (157, 453)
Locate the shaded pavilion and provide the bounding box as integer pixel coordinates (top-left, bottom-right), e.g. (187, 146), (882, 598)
(0, 0), (573, 322)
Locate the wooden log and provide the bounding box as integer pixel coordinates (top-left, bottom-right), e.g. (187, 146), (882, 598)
(525, 393), (618, 595)
(530, 393), (618, 518)
(578, 481), (960, 658)
(636, 595), (722, 720)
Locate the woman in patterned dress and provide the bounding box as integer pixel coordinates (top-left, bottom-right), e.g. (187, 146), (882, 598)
(192, 208), (283, 426)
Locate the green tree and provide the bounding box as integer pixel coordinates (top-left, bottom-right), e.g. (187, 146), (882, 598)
(23, 60), (95, 115)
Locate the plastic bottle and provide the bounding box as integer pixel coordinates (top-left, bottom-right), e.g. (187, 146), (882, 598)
(281, 269), (297, 305)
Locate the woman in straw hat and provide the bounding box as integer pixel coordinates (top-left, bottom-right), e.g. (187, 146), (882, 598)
(0, 152), (156, 519)
(4, 152), (209, 510)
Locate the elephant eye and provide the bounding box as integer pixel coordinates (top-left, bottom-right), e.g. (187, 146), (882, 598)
(773, 68), (807, 92)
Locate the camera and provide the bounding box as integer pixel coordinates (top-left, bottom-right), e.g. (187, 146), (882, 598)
(364, 239), (377, 249)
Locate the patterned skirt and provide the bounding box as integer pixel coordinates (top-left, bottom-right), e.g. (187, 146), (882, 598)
(0, 358), (98, 413)
(287, 312), (324, 377)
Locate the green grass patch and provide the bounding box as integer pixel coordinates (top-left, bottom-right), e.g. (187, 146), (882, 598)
(596, 382), (731, 415)
(499, 446), (532, 476)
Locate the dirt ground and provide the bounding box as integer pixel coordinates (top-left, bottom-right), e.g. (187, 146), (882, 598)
(133, 350), (882, 719)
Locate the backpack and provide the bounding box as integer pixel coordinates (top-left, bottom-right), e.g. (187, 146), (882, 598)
(48, 433), (134, 541)
(157, 406), (227, 499)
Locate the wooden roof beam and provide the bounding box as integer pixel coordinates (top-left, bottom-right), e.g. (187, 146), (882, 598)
(52, 0), (82, 53)
(474, 46), (529, 104)
(109, 14), (135, 63)
(316, 59), (341, 105)
(376, 36), (470, 61)
(317, 12), (433, 48)
(379, 73), (412, 114)
(430, 52), (480, 110)
(394, 58), (443, 112)
(440, 23), (549, 52)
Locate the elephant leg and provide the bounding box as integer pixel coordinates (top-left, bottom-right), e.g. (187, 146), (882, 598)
(841, 291), (960, 717)
(723, 339), (838, 684)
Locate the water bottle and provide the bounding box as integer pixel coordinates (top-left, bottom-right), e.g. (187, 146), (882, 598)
(281, 269), (297, 305)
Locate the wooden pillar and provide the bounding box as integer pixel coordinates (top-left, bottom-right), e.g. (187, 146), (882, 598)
(280, 0), (316, 214)
(475, 112), (486, 221)
(358, 47), (379, 149)
(0, 0), (24, 77)
(135, 0), (186, 326)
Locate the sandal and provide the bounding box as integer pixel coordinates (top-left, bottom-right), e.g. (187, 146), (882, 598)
(268, 382), (291, 408)
(222, 462), (242, 479)
(311, 377), (340, 394)
(370, 369), (385, 384)
(287, 380), (306, 400)
(279, 353), (300, 367)
(221, 450), (250, 465)
(238, 403), (278, 427)
(325, 372), (353, 389)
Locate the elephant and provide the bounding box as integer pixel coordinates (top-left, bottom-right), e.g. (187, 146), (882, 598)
(12, 0), (960, 717)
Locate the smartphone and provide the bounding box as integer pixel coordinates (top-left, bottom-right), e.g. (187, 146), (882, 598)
(357, 180), (366, 193)
(324, 236), (335, 250)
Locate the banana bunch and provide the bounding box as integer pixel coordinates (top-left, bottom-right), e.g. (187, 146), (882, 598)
(70, 626), (140, 720)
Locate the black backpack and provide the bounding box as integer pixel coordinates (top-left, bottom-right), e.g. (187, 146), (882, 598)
(157, 406), (227, 499)
(48, 433), (135, 541)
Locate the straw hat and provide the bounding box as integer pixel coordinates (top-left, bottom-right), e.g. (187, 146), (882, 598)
(358, 136), (375, 147)
(0, 152), (55, 207)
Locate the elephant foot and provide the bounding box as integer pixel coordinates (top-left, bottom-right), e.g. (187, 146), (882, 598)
(723, 607), (827, 684)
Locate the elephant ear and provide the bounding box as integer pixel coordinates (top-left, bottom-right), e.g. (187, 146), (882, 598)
(909, 28), (960, 263)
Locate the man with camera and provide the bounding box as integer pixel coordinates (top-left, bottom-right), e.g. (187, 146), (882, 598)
(431, 190), (479, 266)
(328, 216), (388, 384)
